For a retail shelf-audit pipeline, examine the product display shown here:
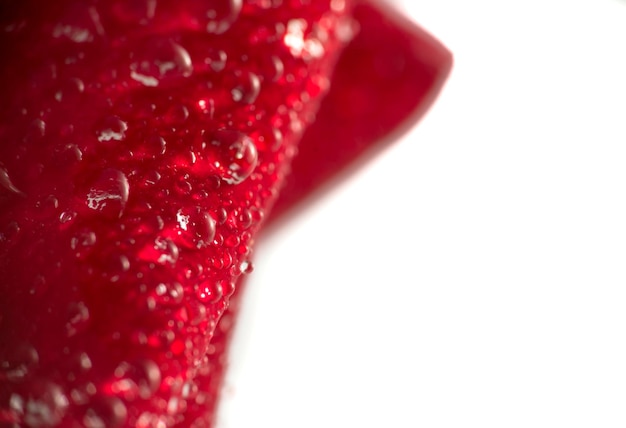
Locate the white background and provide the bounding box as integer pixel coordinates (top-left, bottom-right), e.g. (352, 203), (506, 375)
(218, 0), (626, 427)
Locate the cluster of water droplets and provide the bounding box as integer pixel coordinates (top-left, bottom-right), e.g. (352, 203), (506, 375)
(0, 0), (354, 426)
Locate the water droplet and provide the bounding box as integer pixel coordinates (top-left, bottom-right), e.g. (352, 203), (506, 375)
(174, 176), (193, 195)
(136, 412), (167, 428)
(70, 229), (97, 259)
(59, 211), (77, 225)
(204, 49), (227, 72)
(105, 254), (131, 278)
(191, 0), (242, 34)
(258, 55), (284, 82)
(203, 129), (258, 185)
(35, 195), (59, 218)
(54, 143), (83, 166)
(246, 0), (282, 9)
(53, 3), (104, 43)
(55, 77), (85, 102)
(186, 300), (207, 326)
(77, 353), (93, 371)
(24, 118), (46, 143)
(239, 260), (254, 274)
(150, 135), (167, 154)
(0, 343), (39, 381)
(236, 243), (250, 256)
(22, 381), (69, 427)
(216, 208), (228, 225)
(335, 15), (357, 43)
(250, 126), (283, 152)
(82, 396), (127, 428)
(0, 166), (23, 195)
(163, 103), (190, 125)
(236, 207), (253, 229)
(248, 24), (277, 45)
(172, 206), (216, 249)
(195, 98), (214, 116)
(109, 360), (161, 400)
(230, 71), (261, 104)
(66, 301), (90, 337)
(141, 171), (161, 189)
(134, 214), (164, 237)
(152, 282), (184, 306)
(195, 280), (223, 304)
(136, 134), (166, 159)
(8, 392), (24, 421)
(130, 40), (192, 87)
(96, 116), (128, 143)
(219, 279), (236, 298)
(86, 169), (130, 218)
(211, 232), (224, 247)
(224, 235), (239, 248)
(173, 150), (197, 169)
(284, 19), (307, 57)
(211, 250), (233, 270)
(140, 237), (179, 265)
(167, 396), (183, 415)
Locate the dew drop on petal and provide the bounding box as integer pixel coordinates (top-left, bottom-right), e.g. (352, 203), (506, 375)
(246, 0), (281, 9)
(136, 412), (168, 428)
(66, 301), (90, 337)
(195, 98), (213, 116)
(96, 116), (128, 143)
(186, 300), (207, 326)
(230, 71), (261, 104)
(0, 343), (39, 381)
(35, 195), (59, 218)
(82, 396), (127, 428)
(239, 259), (253, 274)
(59, 211), (77, 225)
(192, 0), (242, 34)
(204, 129), (258, 185)
(136, 134), (166, 159)
(140, 237), (179, 265)
(283, 19), (307, 56)
(219, 279), (236, 298)
(0, 167), (23, 195)
(195, 280), (223, 304)
(173, 206), (216, 249)
(250, 126), (283, 152)
(54, 144), (83, 167)
(52, 3), (103, 43)
(130, 40), (193, 86)
(24, 118), (46, 143)
(163, 104), (190, 124)
(110, 360), (161, 400)
(86, 169), (130, 218)
(102, 254), (130, 283)
(54, 77), (85, 103)
(258, 55), (284, 82)
(148, 135), (167, 155)
(76, 353), (93, 372)
(204, 49), (227, 72)
(224, 234), (239, 248)
(70, 229), (97, 253)
(22, 381), (69, 427)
